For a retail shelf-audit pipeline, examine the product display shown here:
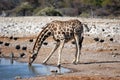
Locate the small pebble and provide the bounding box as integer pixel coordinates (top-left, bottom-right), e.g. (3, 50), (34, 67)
(99, 39), (104, 43)
(51, 70), (58, 73)
(29, 39), (33, 42)
(15, 76), (22, 79)
(16, 45), (20, 50)
(4, 42), (10, 46)
(19, 53), (25, 58)
(14, 37), (18, 40)
(9, 36), (13, 39)
(22, 47), (27, 50)
(0, 41), (3, 44)
(102, 29), (105, 31)
(94, 37), (99, 42)
(109, 38), (113, 42)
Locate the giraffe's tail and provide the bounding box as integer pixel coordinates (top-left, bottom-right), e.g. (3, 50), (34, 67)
(82, 23), (90, 32)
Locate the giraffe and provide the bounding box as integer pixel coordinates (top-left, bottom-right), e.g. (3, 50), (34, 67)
(29, 19), (89, 67)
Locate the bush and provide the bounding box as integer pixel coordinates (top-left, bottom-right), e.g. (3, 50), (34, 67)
(80, 12), (90, 18)
(35, 7), (63, 16)
(15, 2), (33, 16)
(33, 7), (42, 14)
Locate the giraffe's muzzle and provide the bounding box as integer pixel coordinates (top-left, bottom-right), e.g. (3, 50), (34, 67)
(29, 54), (37, 65)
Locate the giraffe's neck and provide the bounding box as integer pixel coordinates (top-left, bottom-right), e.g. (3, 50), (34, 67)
(32, 24), (52, 55)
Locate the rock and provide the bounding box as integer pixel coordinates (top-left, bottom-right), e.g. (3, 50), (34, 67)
(14, 37), (18, 40)
(22, 46), (27, 50)
(19, 53), (25, 58)
(29, 39), (33, 42)
(15, 45), (20, 50)
(94, 37), (99, 42)
(0, 41), (3, 44)
(4, 42), (10, 46)
(14, 76), (22, 79)
(9, 36), (13, 39)
(109, 38), (113, 42)
(99, 39), (104, 43)
(50, 70), (58, 73)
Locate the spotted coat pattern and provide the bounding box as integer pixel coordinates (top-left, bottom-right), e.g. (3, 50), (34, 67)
(29, 19), (89, 67)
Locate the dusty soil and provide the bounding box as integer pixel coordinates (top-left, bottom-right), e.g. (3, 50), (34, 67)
(0, 17), (120, 80)
(0, 35), (120, 80)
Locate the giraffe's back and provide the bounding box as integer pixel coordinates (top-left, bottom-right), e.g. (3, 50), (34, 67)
(49, 19), (83, 42)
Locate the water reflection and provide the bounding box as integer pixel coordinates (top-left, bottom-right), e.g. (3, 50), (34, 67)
(10, 58), (14, 64)
(0, 58), (70, 80)
(28, 64), (63, 75)
(0, 58), (18, 65)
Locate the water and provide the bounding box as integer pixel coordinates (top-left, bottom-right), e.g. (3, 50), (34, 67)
(0, 58), (70, 80)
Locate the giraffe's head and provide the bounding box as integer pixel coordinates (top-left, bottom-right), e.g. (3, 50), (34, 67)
(28, 51), (37, 65)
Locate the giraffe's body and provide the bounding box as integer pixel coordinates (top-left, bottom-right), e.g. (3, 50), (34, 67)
(29, 19), (89, 67)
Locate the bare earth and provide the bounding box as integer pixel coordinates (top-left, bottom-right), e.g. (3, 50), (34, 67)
(0, 17), (120, 80)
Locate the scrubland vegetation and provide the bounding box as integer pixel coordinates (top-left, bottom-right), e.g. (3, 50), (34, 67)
(0, 0), (120, 18)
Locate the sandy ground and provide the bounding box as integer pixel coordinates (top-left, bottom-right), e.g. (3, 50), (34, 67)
(0, 17), (120, 80)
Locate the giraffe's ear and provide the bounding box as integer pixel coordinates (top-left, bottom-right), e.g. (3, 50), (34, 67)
(28, 51), (32, 54)
(28, 51), (33, 58)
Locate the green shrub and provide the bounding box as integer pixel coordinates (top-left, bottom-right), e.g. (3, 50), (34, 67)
(15, 2), (33, 16)
(35, 7), (63, 16)
(33, 7), (42, 14)
(80, 12), (90, 18)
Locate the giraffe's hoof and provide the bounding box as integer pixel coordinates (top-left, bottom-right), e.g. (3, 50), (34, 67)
(73, 62), (77, 65)
(72, 60), (76, 64)
(72, 61), (79, 65)
(42, 62), (47, 65)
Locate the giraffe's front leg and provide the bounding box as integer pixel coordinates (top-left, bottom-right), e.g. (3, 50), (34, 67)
(43, 42), (60, 64)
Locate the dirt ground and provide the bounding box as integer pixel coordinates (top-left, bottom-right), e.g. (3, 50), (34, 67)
(0, 17), (120, 80)
(0, 35), (120, 80)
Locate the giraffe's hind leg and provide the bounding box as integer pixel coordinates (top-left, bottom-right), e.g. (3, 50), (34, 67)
(43, 42), (60, 64)
(72, 34), (79, 64)
(72, 34), (83, 64)
(76, 36), (84, 63)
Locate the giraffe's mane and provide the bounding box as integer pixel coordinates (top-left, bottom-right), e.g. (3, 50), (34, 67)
(32, 23), (50, 51)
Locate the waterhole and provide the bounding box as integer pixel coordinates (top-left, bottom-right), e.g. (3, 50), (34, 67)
(0, 58), (70, 80)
